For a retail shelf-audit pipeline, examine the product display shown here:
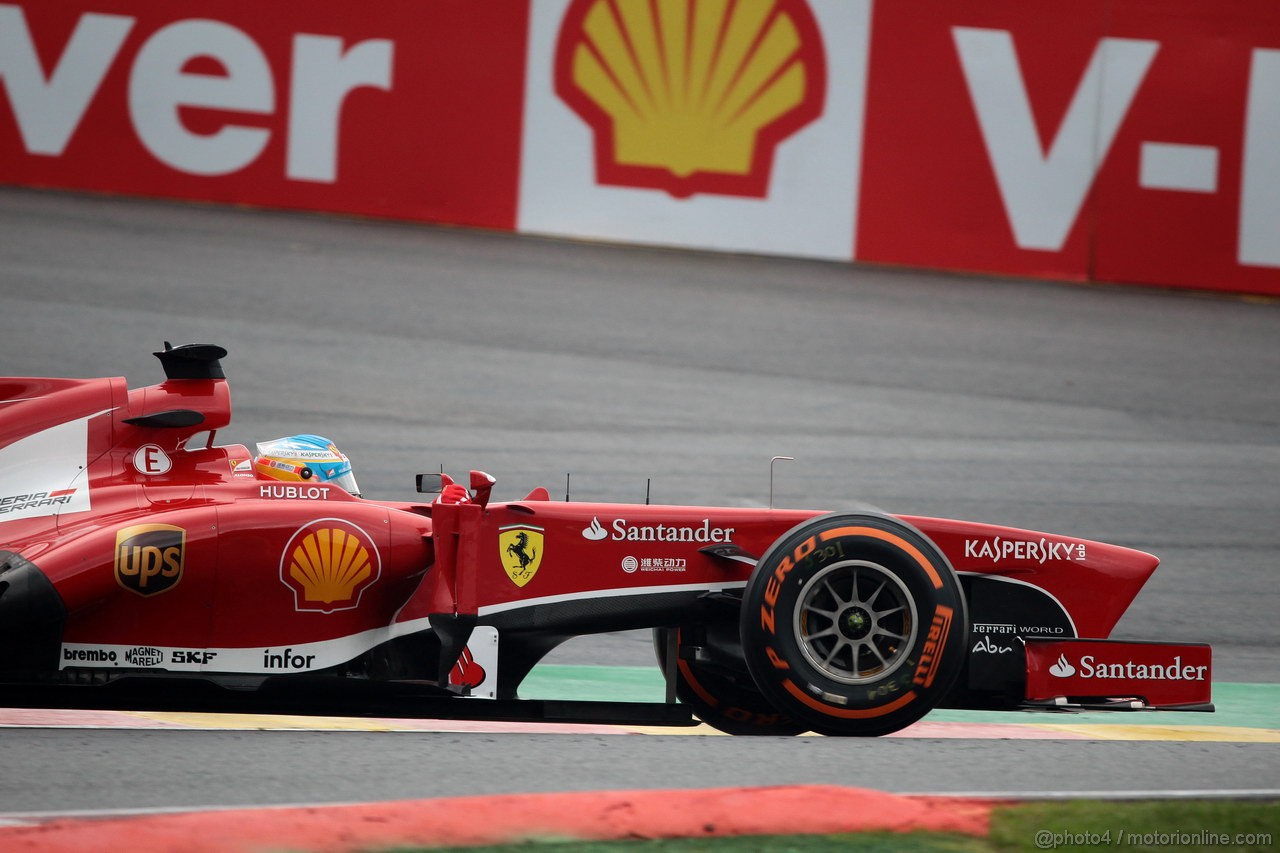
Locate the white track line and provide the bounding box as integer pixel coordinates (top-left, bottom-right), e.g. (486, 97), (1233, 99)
(0, 800), (382, 823)
(913, 789), (1280, 800)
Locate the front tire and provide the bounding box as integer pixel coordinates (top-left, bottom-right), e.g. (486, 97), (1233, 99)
(740, 512), (967, 736)
(653, 627), (804, 736)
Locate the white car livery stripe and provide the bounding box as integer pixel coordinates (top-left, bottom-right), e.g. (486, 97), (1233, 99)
(475, 580), (749, 617)
(59, 616), (434, 675)
(0, 408), (115, 524)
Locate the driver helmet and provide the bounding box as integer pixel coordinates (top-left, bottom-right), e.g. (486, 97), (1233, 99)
(253, 434), (360, 496)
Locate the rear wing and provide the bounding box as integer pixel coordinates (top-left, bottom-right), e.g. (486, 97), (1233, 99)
(0, 345), (236, 528)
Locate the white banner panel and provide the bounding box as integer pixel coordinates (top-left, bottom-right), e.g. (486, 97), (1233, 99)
(517, 0), (870, 260)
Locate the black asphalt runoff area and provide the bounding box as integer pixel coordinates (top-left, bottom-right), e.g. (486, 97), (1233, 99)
(1, 188), (1276, 811)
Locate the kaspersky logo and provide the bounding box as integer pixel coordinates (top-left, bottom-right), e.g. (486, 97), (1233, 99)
(553, 0), (827, 199)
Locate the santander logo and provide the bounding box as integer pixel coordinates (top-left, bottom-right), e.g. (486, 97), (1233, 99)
(580, 517), (736, 543)
(1049, 654), (1076, 677)
(1046, 652), (1209, 682)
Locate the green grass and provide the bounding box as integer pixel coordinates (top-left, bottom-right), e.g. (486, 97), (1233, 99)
(376, 799), (1278, 852)
(992, 799), (1278, 851)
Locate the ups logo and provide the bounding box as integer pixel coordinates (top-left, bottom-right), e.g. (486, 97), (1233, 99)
(115, 523), (185, 596)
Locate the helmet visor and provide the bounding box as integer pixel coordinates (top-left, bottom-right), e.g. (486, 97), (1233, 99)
(328, 468), (361, 497)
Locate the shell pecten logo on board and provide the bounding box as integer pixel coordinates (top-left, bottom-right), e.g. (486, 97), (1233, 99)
(554, 0), (827, 198)
(280, 519), (381, 613)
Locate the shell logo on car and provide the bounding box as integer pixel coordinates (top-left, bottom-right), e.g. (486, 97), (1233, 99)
(553, 0), (826, 199)
(279, 520), (381, 612)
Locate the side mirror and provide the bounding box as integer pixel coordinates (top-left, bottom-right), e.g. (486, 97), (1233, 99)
(416, 472), (456, 494)
(469, 470), (496, 508)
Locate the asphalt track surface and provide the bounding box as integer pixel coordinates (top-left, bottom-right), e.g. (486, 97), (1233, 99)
(1, 188), (1278, 816)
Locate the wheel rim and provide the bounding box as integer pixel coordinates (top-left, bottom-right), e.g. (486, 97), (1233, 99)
(793, 560), (918, 685)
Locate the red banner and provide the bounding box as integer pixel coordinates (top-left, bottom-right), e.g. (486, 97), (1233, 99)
(0, 1), (527, 229)
(2, 1), (1278, 295)
(1095, 0), (1280, 293)
(857, 0), (1280, 294)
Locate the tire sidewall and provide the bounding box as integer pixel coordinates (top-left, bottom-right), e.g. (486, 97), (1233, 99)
(741, 512), (968, 736)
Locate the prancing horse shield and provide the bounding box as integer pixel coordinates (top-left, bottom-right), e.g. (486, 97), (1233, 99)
(498, 524), (544, 587)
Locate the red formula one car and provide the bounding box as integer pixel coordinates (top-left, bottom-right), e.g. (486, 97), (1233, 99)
(0, 345), (1212, 735)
